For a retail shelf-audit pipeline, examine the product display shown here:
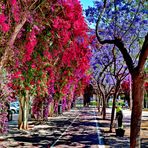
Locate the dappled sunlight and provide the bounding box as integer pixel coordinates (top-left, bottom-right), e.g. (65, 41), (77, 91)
(0, 0), (147, 147)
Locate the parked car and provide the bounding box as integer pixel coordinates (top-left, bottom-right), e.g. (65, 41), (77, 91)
(10, 101), (19, 113)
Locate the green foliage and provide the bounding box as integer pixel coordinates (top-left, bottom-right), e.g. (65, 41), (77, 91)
(90, 100), (97, 106)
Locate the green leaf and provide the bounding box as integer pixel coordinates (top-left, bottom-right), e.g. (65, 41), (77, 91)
(47, 31), (51, 36)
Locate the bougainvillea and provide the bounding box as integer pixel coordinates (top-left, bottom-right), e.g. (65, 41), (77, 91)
(144, 82), (148, 91)
(121, 80), (130, 93)
(0, 0), (91, 131)
(0, 70), (15, 133)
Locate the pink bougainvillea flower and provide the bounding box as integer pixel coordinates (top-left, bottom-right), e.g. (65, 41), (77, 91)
(1, 23), (10, 32)
(0, 14), (7, 23)
(10, 0), (17, 6)
(0, 14), (10, 32)
(12, 71), (22, 79)
(31, 64), (36, 69)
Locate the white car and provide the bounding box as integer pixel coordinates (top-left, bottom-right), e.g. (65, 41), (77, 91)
(10, 102), (19, 113)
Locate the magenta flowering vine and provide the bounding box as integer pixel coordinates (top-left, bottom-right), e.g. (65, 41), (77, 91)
(0, 0), (91, 131)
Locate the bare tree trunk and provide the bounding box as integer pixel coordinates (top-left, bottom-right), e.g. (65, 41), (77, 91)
(41, 101), (44, 120)
(97, 93), (101, 112)
(107, 96), (110, 107)
(48, 101), (54, 117)
(130, 74), (144, 148)
(18, 91), (29, 130)
(129, 74), (132, 110)
(109, 93), (116, 132)
(110, 81), (120, 132)
(98, 94), (101, 112)
(100, 96), (103, 115)
(102, 95), (106, 119)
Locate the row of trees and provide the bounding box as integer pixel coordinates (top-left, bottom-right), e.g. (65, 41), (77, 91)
(0, 0), (91, 133)
(86, 0), (148, 147)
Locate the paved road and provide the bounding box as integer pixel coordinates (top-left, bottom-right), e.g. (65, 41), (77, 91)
(0, 107), (104, 148)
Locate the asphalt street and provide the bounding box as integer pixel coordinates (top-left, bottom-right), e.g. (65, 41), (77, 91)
(0, 107), (105, 148)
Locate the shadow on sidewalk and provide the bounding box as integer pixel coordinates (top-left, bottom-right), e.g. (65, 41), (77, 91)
(97, 108), (148, 148)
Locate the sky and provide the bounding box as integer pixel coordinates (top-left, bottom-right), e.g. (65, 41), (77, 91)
(80, 0), (94, 10)
(80, 0), (95, 28)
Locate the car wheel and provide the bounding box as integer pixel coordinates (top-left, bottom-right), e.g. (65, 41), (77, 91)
(11, 109), (16, 114)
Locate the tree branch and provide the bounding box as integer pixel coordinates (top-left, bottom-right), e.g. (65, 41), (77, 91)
(121, 1), (141, 38)
(95, 0), (140, 75)
(96, 18), (135, 74)
(99, 60), (114, 78)
(112, 45), (116, 75)
(116, 65), (124, 77)
(103, 0), (107, 8)
(114, 37), (135, 74)
(0, 14), (27, 71)
(95, 28), (115, 45)
(95, 4), (115, 45)
(137, 33), (148, 72)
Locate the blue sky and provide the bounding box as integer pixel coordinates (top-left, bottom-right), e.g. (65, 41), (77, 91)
(80, 0), (95, 28)
(80, 0), (94, 9)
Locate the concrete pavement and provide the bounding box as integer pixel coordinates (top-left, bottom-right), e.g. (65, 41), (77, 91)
(0, 107), (105, 148)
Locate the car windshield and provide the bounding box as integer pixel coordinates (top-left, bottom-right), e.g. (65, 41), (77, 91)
(10, 104), (16, 107)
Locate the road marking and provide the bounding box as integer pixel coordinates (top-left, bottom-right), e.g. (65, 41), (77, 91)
(50, 111), (80, 147)
(93, 108), (105, 148)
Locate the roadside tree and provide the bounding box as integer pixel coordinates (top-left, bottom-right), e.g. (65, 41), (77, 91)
(85, 0), (148, 147)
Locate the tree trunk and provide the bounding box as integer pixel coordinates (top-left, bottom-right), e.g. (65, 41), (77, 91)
(107, 96), (110, 107)
(48, 101), (54, 117)
(102, 95), (106, 119)
(97, 93), (101, 112)
(0, 15), (27, 71)
(130, 74), (144, 148)
(98, 94), (101, 112)
(129, 74), (133, 110)
(41, 101), (44, 120)
(110, 81), (120, 132)
(18, 91), (29, 130)
(100, 96), (103, 115)
(109, 93), (116, 132)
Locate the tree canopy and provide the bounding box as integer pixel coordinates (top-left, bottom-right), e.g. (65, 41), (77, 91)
(0, 0), (91, 133)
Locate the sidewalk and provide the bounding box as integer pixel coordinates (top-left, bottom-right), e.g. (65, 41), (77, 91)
(97, 108), (148, 148)
(0, 107), (103, 148)
(0, 107), (147, 148)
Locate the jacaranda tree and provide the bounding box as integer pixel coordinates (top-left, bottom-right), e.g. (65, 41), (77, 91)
(90, 40), (114, 119)
(85, 0), (148, 147)
(90, 36), (129, 126)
